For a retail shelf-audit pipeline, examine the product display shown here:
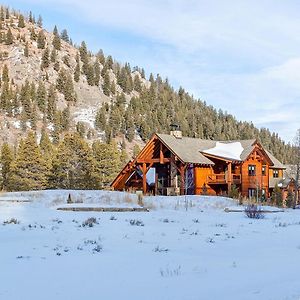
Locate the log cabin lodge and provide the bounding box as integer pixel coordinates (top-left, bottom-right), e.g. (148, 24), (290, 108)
(111, 129), (297, 200)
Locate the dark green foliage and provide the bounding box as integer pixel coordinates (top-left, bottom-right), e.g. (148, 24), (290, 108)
(36, 80), (46, 112)
(61, 105), (70, 131)
(132, 144), (140, 158)
(56, 68), (76, 102)
(17, 14), (25, 28)
(37, 30), (46, 49)
(91, 140), (121, 188)
(2, 64), (9, 83)
(46, 85), (57, 122)
(50, 133), (94, 189)
(24, 41), (29, 57)
(60, 29), (69, 43)
(41, 47), (50, 69)
(6, 28), (13, 45)
(0, 143), (13, 190)
(95, 106), (107, 131)
(50, 48), (57, 63)
(76, 121), (86, 138)
(52, 25), (61, 50)
(228, 184), (240, 199)
(102, 71), (110, 96)
(272, 183), (283, 207)
(94, 60), (100, 86)
(37, 15), (43, 27)
(74, 52), (80, 82)
(285, 190), (294, 208)
(8, 132), (49, 191)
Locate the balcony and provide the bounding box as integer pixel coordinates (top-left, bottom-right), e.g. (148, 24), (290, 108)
(207, 174), (241, 185)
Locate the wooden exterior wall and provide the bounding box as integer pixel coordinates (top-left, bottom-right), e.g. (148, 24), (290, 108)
(240, 149), (270, 196)
(194, 166), (216, 195)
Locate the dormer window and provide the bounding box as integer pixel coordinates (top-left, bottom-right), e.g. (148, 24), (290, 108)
(273, 170), (279, 178)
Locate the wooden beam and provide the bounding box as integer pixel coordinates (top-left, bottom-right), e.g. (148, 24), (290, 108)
(136, 158), (171, 163)
(159, 143), (164, 164)
(227, 161), (232, 192)
(142, 163), (147, 195)
(179, 164), (187, 195)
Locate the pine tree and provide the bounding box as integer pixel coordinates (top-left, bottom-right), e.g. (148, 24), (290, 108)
(6, 28), (13, 45)
(103, 71), (110, 96)
(36, 80), (47, 112)
(46, 85), (57, 122)
(52, 25), (61, 50)
(2, 64), (9, 83)
(76, 121), (86, 138)
(29, 11), (34, 23)
(57, 68), (76, 102)
(17, 14), (25, 28)
(8, 132), (49, 191)
(41, 47), (50, 70)
(50, 48), (57, 63)
(74, 52), (81, 82)
(37, 15), (43, 27)
(94, 60), (100, 86)
(60, 29), (69, 43)
(0, 143), (14, 190)
(272, 183), (283, 207)
(133, 144), (140, 158)
(91, 140), (121, 188)
(50, 133), (94, 189)
(285, 189), (294, 208)
(37, 30), (46, 49)
(24, 41), (29, 57)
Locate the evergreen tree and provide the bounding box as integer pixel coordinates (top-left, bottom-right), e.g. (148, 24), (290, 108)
(102, 71), (110, 96)
(52, 25), (61, 50)
(2, 64), (9, 83)
(133, 144), (140, 158)
(50, 48), (57, 63)
(37, 30), (46, 49)
(285, 189), (294, 208)
(5, 28), (13, 45)
(36, 80), (47, 112)
(60, 29), (69, 43)
(24, 41), (29, 57)
(94, 60), (100, 86)
(0, 143), (14, 190)
(76, 121), (86, 138)
(17, 14), (25, 28)
(91, 140), (121, 188)
(41, 47), (50, 70)
(46, 85), (57, 122)
(74, 52), (81, 82)
(272, 183), (283, 207)
(8, 132), (49, 191)
(37, 15), (43, 27)
(56, 68), (76, 102)
(50, 133), (94, 189)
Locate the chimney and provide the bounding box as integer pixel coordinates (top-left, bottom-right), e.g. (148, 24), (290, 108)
(170, 124), (182, 139)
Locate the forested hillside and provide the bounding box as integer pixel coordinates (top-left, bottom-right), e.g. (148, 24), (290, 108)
(0, 6), (295, 190)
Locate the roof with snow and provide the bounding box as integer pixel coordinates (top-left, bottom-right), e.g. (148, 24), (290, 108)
(156, 133), (283, 167)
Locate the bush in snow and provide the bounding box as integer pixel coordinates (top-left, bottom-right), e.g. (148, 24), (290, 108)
(3, 218), (19, 225)
(244, 204), (265, 219)
(82, 217), (98, 227)
(129, 219), (144, 226)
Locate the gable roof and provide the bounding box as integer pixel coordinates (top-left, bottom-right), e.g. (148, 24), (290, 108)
(156, 133), (284, 167)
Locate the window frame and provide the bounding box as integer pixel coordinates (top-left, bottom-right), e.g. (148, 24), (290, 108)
(273, 169), (279, 178)
(248, 165), (256, 176)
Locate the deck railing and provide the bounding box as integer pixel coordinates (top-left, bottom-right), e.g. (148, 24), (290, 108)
(207, 174), (241, 184)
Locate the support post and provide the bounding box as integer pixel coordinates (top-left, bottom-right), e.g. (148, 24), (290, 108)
(227, 162), (232, 192)
(180, 164), (186, 195)
(142, 163), (147, 195)
(159, 143), (164, 164)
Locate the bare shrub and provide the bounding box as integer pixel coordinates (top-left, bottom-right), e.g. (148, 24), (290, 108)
(3, 218), (19, 225)
(160, 265), (181, 277)
(82, 217), (98, 227)
(129, 219), (144, 226)
(245, 204), (265, 219)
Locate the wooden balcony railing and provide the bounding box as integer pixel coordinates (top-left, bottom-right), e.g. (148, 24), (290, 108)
(207, 174), (241, 184)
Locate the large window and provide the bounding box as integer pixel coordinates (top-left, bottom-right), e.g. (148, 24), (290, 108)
(273, 170), (279, 178)
(262, 166), (266, 176)
(248, 188), (256, 198)
(248, 165), (256, 176)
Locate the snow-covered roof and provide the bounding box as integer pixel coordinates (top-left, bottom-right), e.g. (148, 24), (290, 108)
(202, 141), (244, 161)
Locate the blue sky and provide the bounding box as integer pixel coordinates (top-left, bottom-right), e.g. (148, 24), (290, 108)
(4, 0), (300, 142)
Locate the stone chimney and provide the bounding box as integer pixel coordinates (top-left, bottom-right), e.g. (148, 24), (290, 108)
(170, 124), (182, 139)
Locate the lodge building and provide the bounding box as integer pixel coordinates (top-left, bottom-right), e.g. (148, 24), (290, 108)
(111, 130), (291, 199)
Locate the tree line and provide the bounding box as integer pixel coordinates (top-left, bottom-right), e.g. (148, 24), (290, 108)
(0, 131), (127, 191)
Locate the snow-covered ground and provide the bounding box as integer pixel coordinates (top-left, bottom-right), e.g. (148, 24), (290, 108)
(1, 190), (300, 300)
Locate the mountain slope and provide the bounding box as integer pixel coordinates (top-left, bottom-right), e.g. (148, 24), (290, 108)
(0, 6), (294, 163)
